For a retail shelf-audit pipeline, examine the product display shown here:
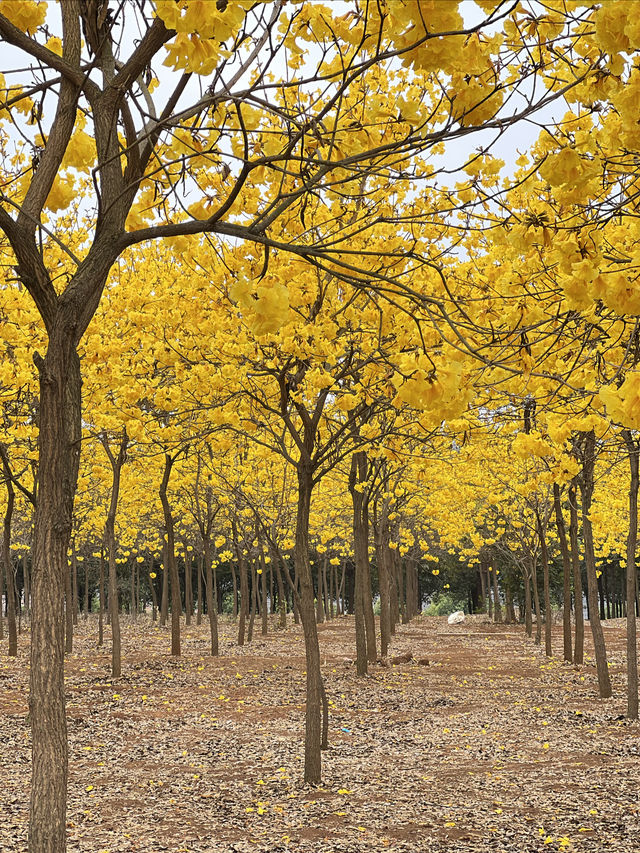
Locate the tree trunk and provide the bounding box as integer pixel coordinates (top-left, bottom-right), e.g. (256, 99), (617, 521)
(492, 564), (502, 624)
(350, 452), (370, 674)
(102, 430), (128, 679)
(185, 549), (193, 627)
(376, 511), (391, 659)
(196, 552), (203, 626)
(524, 558), (533, 637)
(83, 557), (89, 619)
(531, 553), (542, 646)
(98, 548), (104, 647)
(538, 514), (552, 657)
(553, 483), (573, 662)
(295, 464), (325, 783)
(389, 552), (398, 633)
(315, 558), (325, 624)
(159, 453), (181, 657)
(247, 558), (257, 644)
(71, 542), (78, 627)
(64, 554), (73, 655)
(569, 485), (585, 664)
(235, 536), (249, 646)
(322, 555), (330, 621)
(505, 584), (516, 623)
(1, 451), (17, 656)
(479, 563), (488, 613)
(160, 539), (168, 627)
(274, 551), (287, 628)
(622, 430), (639, 719)
(24, 554), (30, 620)
(261, 547), (268, 636)
(580, 431), (612, 698)
(29, 343), (82, 853)
(129, 558), (136, 619)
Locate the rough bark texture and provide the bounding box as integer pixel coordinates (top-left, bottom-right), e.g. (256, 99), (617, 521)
(102, 430), (128, 679)
(295, 465), (324, 784)
(622, 430), (639, 719)
(569, 485), (585, 664)
(98, 549), (104, 647)
(261, 547), (268, 636)
(159, 453), (181, 657)
(203, 537), (219, 656)
(185, 549), (193, 626)
(29, 342), (82, 853)
(531, 553), (542, 646)
(580, 431), (612, 699)
(64, 553), (73, 654)
(1, 449), (17, 656)
(538, 515), (552, 658)
(491, 564), (502, 624)
(553, 483), (573, 663)
(350, 452), (369, 676)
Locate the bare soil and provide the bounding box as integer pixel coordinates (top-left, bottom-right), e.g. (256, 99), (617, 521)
(1, 614), (639, 852)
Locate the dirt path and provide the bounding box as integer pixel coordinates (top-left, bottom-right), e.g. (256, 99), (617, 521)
(1, 614), (639, 852)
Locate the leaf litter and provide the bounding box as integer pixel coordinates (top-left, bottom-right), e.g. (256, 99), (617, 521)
(1, 615), (639, 852)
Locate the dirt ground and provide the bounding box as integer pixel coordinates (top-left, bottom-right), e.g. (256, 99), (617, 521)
(1, 613), (639, 853)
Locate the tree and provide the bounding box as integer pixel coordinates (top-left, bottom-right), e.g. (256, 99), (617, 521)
(0, 1), (607, 847)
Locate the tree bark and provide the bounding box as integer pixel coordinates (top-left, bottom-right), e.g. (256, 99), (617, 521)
(71, 542), (78, 627)
(234, 523), (249, 646)
(350, 452), (370, 674)
(569, 485), (585, 664)
(83, 556), (89, 619)
(294, 464), (325, 783)
(580, 431), (612, 699)
(160, 538), (168, 627)
(196, 552), (203, 626)
(524, 557), (533, 637)
(553, 483), (573, 663)
(261, 547), (268, 636)
(531, 552), (542, 646)
(29, 342), (82, 853)
(492, 563), (502, 624)
(98, 548), (104, 647)
(537, 513), (552, 657)
(1, 449), (17, 656)
(185, 549), (193, 626)
(315, 558), (325, 624)
(622, 430), (639, 719)
(273, 550), (287, 628)
(159, 452), (181, 657)
(102, 429), (128, 679)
